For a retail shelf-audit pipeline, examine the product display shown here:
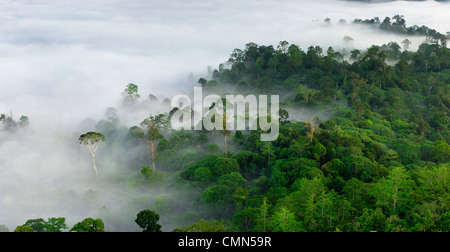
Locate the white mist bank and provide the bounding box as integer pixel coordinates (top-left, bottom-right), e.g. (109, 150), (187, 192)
(0, 0), (448, 231)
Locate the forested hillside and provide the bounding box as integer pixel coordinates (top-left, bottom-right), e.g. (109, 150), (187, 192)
(171, 29), (450, 232)
(5, 16), (450, 232)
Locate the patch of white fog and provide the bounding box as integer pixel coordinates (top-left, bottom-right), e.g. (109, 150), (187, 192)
(0, 0), (448, 231)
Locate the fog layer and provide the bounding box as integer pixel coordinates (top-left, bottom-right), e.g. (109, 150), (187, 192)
(0, 0), (448, 231)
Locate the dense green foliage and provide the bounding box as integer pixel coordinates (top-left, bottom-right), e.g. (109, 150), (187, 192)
(135, 209), (162, 232)
(69, 218), (105, 232)
(150, 29), (449, 231)
(5, 16), (450, 232)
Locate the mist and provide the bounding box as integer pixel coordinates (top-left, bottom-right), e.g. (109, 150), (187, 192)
(0, 0), (449, 231)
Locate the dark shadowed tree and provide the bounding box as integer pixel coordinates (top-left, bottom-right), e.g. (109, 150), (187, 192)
(135, 209), (162, 232)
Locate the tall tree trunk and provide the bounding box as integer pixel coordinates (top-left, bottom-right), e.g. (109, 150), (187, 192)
(88, 145), (99, 177)
(224, 135), (227, 158)
(151, 140), (156, 171)
(92, 154), (98, 177)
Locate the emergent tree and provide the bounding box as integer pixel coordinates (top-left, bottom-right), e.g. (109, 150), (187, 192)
(79, 131), (105, 176)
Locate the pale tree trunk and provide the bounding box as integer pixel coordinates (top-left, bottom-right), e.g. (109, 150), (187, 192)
(92, 154), (98, 177)
(88, 141), (100, 177)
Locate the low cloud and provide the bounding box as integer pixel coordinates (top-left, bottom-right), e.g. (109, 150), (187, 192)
(0, 0), (448, 231)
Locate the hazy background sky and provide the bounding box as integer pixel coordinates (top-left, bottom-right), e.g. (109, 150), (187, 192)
(0, 0), (449, 231)
(0, 0), (449, 128)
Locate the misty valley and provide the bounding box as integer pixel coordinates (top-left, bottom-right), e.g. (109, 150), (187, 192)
(1, 11), (450, 233)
